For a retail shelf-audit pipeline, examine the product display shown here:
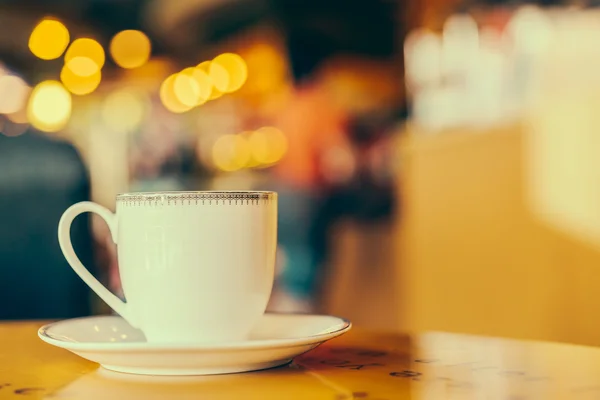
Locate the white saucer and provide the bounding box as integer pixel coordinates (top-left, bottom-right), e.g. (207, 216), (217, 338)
(38, 313), (351, 376)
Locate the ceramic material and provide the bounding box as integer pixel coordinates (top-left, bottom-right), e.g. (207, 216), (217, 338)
(58, 191), (278, 343)
(38, 313), (351, 376)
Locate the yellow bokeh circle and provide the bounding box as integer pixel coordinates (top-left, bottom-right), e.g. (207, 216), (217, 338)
(29, 19), (70, 60)
(212, 53), (247, 93)
(65, 57), (99, 77)
(173, 70), (200, 107)
(197, 61), (223, 100)
(65, 38), (105, 76)
(160, 74), (192, 113)
(60, 65), (101, 95)
(251, 127), (288, 165)
(189, 68), (212, 105)
(208, 61), (230, 93)
(212, 134), (251, 171)
(27, 80), (71, 132)
(109, 30), (151, 69)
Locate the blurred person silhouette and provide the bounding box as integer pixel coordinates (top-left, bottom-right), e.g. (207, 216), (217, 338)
(308, 114), (398, 304)
(267, 67), (351, 313)
(267, 0), (402, 312)
(0, 130), (95, 319)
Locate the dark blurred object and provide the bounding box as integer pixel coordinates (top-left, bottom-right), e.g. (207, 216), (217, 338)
(147, 0), (400, 78)
(274, 0), (399, 81)
(144, 0), (271, 62)
(321, 114), (396, 221)
(0, 131), (94, 320)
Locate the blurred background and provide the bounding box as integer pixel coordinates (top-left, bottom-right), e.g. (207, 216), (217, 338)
(4, 0), (600, 346)
(0, 0), (404, 324)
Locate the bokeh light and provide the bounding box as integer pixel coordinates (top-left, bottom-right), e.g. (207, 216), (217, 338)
(27, 80), (71, 132)
(248, 129), (268, 165)
(212, 53), (247, 93)
(173, 70), (200, 107)
(60, 65), (101, 95)
(208, 61), (230, 93)
(197, 61), (223, 100)
(210, 128), (288, 171)
(109, 30), (151, 69)
(160, 74), (192, 113)
(65, 38), (105, 76)
(240, 131), (260, 167)
(0, 75), (30, 114)
(28, 19), (70, 60)
(65, 57), (99, 77)
(101, 89), (146, 133)
(250, 127), (288, 165)
(173, 67), (211, 107)
(189, 68), (212, 106)
(212, 134), (251, 171)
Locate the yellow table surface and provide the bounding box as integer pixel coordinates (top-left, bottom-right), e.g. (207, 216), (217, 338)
(1, 321), (600, 399)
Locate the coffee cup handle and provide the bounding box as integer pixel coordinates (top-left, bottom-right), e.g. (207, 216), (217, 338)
(58, 201), (136, 327)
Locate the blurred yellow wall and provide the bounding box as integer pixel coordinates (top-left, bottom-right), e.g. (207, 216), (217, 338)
(396, 126), (600, 347)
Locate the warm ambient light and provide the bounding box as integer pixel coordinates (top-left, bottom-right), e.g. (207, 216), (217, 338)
(27, 80), (71, 132)
(160, 74), (192, 113)
(109, 30), (152, 69)
(212, 134), (251, 172)
(28, 19), (70, 60)
(250, 127), (288, 165)
(60, 65), (101, 95)
(197, 61), (223, 100)
(212, 53), (247, 93)
(173, 68), (201, 107)
(187, 67), (212, 106)
(207, 61), (229, 93)
(64, 38), (105, 77)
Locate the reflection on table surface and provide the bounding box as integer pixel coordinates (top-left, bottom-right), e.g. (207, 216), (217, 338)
(2, 322), (600, 399)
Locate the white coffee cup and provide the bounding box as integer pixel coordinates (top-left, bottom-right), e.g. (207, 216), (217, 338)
(58, 191), (277, 343)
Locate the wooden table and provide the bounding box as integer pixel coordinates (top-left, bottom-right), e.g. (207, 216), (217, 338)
(2, 321), (600, 399)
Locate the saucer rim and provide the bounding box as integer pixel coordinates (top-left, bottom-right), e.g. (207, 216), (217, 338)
(38, 313), (352, 352)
